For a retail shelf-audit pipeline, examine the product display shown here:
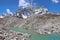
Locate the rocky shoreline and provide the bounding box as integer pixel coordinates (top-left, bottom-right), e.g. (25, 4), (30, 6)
(0, 28), (31, 40)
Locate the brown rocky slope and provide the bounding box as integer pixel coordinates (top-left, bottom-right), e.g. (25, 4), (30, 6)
(0, 14), (60, 34)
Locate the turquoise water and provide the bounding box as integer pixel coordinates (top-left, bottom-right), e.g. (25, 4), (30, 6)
(10, 27), (60, 40)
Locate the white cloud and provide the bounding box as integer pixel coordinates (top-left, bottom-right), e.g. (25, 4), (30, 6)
(6, 9), (13, 15)
(52, 0), (59, 3)
(19, 0), (30, 8)
(6, 9), (10, 13)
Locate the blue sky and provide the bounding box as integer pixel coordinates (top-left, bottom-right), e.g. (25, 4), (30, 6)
(0, 0), (60, 14)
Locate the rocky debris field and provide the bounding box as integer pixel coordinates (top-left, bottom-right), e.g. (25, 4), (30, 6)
(23, 14), (60, 34)
(0, 14), (60, 35)
(0, 28), (31, 40)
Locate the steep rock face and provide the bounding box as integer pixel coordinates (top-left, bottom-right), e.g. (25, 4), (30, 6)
(0, 14), (60, 34)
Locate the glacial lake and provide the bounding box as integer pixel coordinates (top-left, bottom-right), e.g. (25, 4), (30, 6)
(10, 27), (60, 40)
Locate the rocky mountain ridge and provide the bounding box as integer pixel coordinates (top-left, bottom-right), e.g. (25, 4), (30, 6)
(0, 6), (60, 34)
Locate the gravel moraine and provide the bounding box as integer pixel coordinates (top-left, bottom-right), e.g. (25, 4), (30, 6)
(0, 28), (31, 40)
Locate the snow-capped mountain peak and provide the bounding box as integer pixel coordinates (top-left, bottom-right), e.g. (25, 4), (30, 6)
(14, 6), (49, 19)
(0, 15), (4, 18)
